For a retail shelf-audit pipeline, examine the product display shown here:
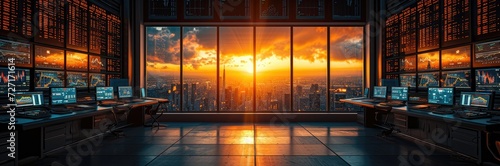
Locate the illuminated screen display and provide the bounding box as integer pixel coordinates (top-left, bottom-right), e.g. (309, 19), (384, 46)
(474, 40), (500, 68)
(400, 55), (416, 72)
(0, 68), (30, 94)
(50, 88), (77, 105)
(428, 88), (454, 106)
(391, 87), (408, 101)
(0, 39), (31, 66)
(476, 68), (500, 92)
(441, 46), (471, 69)
(34, 46), (64, 70)
(363, 88), (369, 98)
(141, 87), (146, 98)
(96, 87), (114, 101)
(418, 72), (439, 88)
(14, 92), (44, 107)
(66, 51), (88, 71)
(67, 72), (88, 88)
(460, 92), (491, 108)
(35, 70), (64, 88)
(418, 51), (440, 71)
(373, 86), (387, 99)
(118, 86), (133, 98)
(89, 73), (106, 87)
(400, 74), (416, 87)
(89, 55), (103, 72)
(441, 70), (471, 88)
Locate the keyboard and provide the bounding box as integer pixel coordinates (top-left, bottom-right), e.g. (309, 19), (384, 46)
(381, 101), (406, 107)
(75, 105), (98, 110)
(51, 107), (73, 114)
(455, 111), (490, 119)
(432, 108), (454, 115)
(17, 110), (51, 119)
(98, 103), (119, 107)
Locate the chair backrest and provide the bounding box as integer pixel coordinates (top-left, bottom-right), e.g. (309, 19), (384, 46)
(374, 105), (392, 113)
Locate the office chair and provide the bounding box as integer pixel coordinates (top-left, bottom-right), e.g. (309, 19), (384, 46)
(107, 105), (135, 137)
(144, 98), (169, 129)
(374, 104), (394, 137)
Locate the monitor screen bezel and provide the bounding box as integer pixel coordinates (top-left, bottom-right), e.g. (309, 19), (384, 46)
(459, 91), (493, 109)
(95, 86), (115, 101)
(427, 87), (455, 106)
(373, 86), (388, 99)
(118, 86), (133, 99)
(50, 87), (77, 105)
(391, 86), (409, 101)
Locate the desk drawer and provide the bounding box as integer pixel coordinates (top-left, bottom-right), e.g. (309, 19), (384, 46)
(450, 127), (478, 158)
(44, 135), (66, 152)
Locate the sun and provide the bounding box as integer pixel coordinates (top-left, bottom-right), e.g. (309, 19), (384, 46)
(245, 65), (253, 74)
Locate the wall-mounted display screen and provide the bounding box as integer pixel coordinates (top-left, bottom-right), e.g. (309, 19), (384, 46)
(441, 45), (471, 69)
(0, 39), (31, 66)
(35, 70), (64, 88)
(418, 72), (439, 88)
(441, 70), (471, 88)
(400, 55), (416, 72)
(66, 51), (88, 71)
(400, 74), (416, 87)
(66, 72), (88, 88)
(35, 46), (64, 70)
(474, 40), (500, 68)
(418, 51), (440, 71)
(89, 55), (103, 72)
(0, 68), (30, 94)
(476, 68), (500, 92)
(89, 73), (105, 87)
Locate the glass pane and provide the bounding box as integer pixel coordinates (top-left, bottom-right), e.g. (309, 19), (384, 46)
(219, 0), (250, 19)
(330, 27), (363, 111)
(296, 0), (325, 19)
(256, 27), (291, 111)
(149, 0), (177, 19)
(260, 0), (288, 18)
(182, 27), (217, 111)
(219, 27), (254, 111)
(293, 27), (327, 111)
(146, 26), (181, 111)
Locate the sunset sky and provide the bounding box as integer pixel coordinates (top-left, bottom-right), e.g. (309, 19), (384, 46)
(146, 26), (363, 79)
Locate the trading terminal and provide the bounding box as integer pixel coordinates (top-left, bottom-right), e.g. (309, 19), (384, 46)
(0, 0), (499, 165)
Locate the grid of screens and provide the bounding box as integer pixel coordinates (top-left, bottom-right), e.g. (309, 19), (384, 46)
(460, 92), (492, 108)
(474, 40), (500, 68)
(400, 74), (416, 87)
(34, 46), (64, 70)
(441, 45), (471, 69)
(14, 92), (44, 107)
(400, 55), (416, 72)
(118, 86), (133, 98)
(96, 86), (114, 101)
(373, 86), (387, 99)
(66, 72), (88, 88)
(391, 87), (408, 101)
(428, 87), (454, 105)
(0, 67), (30, 94)
(418, 51), (439, 71)
(476, 68), (500, 92)
(50, 87), (77, 105)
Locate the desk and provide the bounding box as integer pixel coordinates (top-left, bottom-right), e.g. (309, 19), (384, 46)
(0, 100), (158, 165)
(340, 98), (500, 164)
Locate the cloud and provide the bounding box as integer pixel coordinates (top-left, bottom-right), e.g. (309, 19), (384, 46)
(146, 27), (181, 64)
(329, 27), (363, 62)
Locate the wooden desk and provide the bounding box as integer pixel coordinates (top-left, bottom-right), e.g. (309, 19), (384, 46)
(0, 100), (158, 165)
(340, 98), (500, 164)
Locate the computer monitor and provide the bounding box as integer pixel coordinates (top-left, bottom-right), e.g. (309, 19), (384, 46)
(363, 88), (370, 98)
(428, 87), (454, 106)
(382, 79), (399, 92)
(0, 67), (30, 94)
(96, 87), (114, 101)
(391, 87), (409, 101)
(373, 86), (387, 99)
(50, 87), (77, 105)
(141, 88), (146, 98)
(14, 92), (44, 107)
(118, 86), (133, 99)
(109, 78), (129, 92)
(460, 92), (493, 109)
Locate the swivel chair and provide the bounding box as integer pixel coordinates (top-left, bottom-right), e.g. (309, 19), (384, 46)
(374, 104), (394, 137)
(144, 98), (169, 129)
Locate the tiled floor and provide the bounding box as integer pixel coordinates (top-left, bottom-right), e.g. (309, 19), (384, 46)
(30, 122), (478, 166)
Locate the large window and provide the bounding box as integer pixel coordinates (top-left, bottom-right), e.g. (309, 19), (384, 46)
(293, 27), (327, 111)
(146, 26), (363, 112)
(256, 27), (291, 111)
(219, 27), (254, 111)
(330, 27), (364, 111)
(146, 26), (181, 111)
(182, 27), (217, 111)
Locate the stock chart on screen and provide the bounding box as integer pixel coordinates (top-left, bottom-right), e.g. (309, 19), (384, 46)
(441, 70), (471, 88)
(476, 68), (500, 92)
